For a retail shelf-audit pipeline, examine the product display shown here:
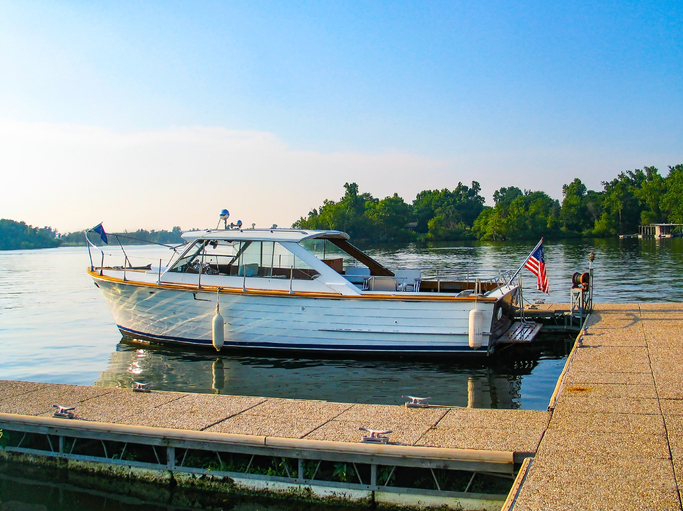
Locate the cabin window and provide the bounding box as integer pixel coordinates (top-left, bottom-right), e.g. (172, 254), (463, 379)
(300, 239), (368, 274)
(168, 239), (239, 274)
(168, 239), (319, 280)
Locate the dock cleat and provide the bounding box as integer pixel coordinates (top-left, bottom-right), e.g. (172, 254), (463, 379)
(52, 404), (75, 419)
(132, 381), (150, 392)
(402, 395), (432, 408)
(359, 427), (392, 444)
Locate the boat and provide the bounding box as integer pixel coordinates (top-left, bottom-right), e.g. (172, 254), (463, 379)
(87, 215), (540, 356)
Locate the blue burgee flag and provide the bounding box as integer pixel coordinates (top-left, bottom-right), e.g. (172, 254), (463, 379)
(92, 223), (108, 244)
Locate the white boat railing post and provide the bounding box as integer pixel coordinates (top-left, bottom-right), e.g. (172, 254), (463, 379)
(242, 263), (247, 292)
(157, 259), (162, 285)
(100, 252), (104, 276)
(87, 237), (93, 271)
(289, 266), (294, 294)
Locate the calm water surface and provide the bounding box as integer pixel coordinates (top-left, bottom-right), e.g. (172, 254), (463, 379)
(1, 237), (682, 509)
(1, 238), (682, 409)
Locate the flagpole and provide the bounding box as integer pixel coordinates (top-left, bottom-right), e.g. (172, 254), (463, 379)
(508, 237), (543, 283)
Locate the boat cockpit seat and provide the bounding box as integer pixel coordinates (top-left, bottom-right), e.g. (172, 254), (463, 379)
(367, 276), (397, 292)
(344, 266), (371, 288)
(394, 269), (422, 292)
(238, 263), (260, 277)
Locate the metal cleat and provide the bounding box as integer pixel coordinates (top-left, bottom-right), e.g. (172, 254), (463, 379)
(359, 427), (392, 444)
(402, 395), (432, 408)
(53, 405), (75, 419)
(132, 382), (150, 393)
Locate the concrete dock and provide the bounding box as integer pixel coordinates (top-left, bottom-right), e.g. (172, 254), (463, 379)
(0, 380), (548, 456)
(505, 303), (683, 510)
(1, 303), (682, 509)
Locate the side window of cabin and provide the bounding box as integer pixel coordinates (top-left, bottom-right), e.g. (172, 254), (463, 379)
(299, 239), (367, 275)
(268, 242), (319, 280)
(169, 240), (319, 280)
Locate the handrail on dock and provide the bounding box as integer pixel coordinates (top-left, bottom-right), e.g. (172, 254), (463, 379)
(0, 413), (513, 473)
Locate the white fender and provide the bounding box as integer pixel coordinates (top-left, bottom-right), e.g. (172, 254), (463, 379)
(212, 304), (225, 351)
(468, 308), (485, 350)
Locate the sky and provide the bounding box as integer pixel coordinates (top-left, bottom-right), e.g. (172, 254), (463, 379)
(0, 0), (681, 233)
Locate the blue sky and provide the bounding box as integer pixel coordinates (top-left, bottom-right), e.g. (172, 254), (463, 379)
(1, 1), (681, 232)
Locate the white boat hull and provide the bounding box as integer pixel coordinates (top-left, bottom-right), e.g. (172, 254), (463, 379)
(94, 277), (513, 355)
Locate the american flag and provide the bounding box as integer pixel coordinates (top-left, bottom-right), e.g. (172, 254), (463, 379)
(524, 242), (549, 294)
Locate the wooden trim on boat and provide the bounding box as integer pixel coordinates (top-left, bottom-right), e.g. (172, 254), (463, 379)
(87, 270), (499, 302)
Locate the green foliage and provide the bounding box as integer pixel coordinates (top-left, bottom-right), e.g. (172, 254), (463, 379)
(294, 182), (415, 242)
(296, 181), (485, 242)
(473, 190), (560, 241)
(661, 165), (683, 224)
(414, 182), (484, 241)
(0, 429), (8, 449)
(561, 178), (590, 234)
(6, 163), (683, 249)
(332, 462), (352, 482)
(294, 163), (683, 241)
(377, 466), (395, 486)
(0, 219), (60, 250)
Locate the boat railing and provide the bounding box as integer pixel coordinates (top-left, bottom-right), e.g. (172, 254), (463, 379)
(420, 269), (517, 284)
(85, 232), (179, 281)
(362, 268), (519, 294)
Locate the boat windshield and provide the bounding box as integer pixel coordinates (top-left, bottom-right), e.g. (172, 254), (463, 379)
(168, 239), (320, 280)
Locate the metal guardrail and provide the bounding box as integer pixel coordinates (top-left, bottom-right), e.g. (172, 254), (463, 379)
(0, 413), (513, 508)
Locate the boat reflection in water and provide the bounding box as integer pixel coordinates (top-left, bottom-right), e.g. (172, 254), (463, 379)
(94, 334), (573, 410)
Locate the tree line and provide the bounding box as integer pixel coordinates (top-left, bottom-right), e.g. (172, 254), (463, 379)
(294, 164), (683, 242)
(3, 163), (682, 250)
(0, 219), (61, 250)
(0, 221), (184, 251)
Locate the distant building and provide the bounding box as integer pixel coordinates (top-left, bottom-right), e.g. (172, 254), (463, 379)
(638, 223), (683, 238)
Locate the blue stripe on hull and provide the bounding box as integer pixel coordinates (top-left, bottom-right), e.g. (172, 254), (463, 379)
(118, 326), (485, 354)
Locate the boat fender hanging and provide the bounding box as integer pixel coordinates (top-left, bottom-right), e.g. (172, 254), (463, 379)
(469, 308), (484, 350)
(212, 303), (225, 351)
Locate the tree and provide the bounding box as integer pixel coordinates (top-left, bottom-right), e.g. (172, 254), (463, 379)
(473, 189), (560, 240)
(365, 194), (414, 242)
(595, 171), (643, 236)
(632, 166), (666, 225)
(560, 178), (592, 234)
(0, 219), (61, 250)
(412, 182), (485, 240)
(662, 164), (683, 223)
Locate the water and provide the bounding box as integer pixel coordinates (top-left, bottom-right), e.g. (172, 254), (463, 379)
(2, 238), (682, 408)
(1, 237), (681, 508)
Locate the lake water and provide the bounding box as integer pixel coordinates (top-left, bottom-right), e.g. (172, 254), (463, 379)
(2, 237), (682, 410)
(1, 237), (682, 509)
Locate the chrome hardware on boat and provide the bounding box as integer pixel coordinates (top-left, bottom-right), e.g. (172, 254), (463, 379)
(359, 427), (392, 444)
(132, 382), (150, 392)
(402, 395), (432, 408)
(52, 405), (75, 419)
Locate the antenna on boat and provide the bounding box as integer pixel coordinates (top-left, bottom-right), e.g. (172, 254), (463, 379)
(217, 209), (230, 230)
